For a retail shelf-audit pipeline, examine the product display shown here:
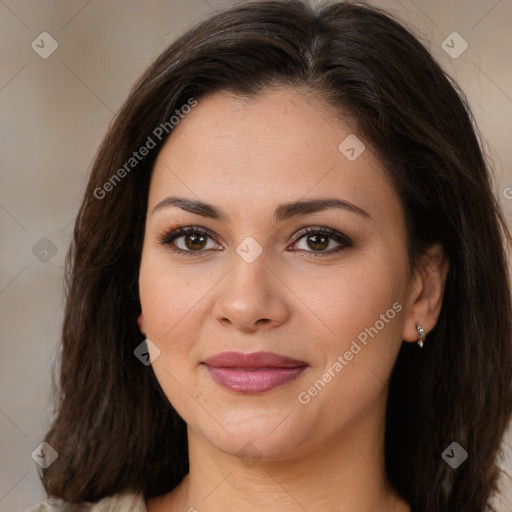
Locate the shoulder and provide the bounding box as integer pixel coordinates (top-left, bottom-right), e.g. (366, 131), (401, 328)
(23, 492), (146, 512)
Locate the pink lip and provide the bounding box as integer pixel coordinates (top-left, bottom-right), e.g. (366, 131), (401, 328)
(203, 351), (308, 394)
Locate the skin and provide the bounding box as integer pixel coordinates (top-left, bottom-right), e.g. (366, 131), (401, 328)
(138, 87), (449, 512)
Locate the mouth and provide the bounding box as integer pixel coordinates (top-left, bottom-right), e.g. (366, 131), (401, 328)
(202, 351), (308, 394)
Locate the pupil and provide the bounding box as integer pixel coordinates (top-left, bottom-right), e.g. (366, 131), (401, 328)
(308, 234), (328, 251)
(186, 234), (206, 250)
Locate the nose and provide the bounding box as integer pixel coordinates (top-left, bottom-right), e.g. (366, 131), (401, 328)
(212, 248), (290, 333)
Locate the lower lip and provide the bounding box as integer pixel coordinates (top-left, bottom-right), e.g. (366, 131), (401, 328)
(205, 366), (307, 393)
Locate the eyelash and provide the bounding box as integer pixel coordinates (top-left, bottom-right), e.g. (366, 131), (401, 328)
(158, 224), (353, 258)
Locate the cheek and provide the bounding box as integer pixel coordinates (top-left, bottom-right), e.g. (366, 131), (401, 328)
(138, 253), (204, 415)
(292, 252), (405, 355)
(296, 264), (405, 427)
(139, 248), (207, 341)
(298, 258), (406, 414)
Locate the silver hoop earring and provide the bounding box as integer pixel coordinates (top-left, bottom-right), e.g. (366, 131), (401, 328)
(416, 324), (426, 348)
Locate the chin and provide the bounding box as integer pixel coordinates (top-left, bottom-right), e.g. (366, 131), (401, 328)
(191, 409), (311, 462)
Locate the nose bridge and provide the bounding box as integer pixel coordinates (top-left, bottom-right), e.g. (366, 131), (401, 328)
(212, 238), (289, 331)
(228, 238), (273, 299)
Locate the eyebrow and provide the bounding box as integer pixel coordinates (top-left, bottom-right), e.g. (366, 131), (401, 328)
(152, 196), (370, 222)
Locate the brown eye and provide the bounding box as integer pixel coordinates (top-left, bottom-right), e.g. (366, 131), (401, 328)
(288, 226), (353, 257)
(158, 226), (222, 256)
(182, 232), (208, 251)
(305, 233), (330, 251)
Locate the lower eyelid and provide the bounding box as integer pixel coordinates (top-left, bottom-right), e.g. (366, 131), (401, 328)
(288, 237), (351, 257)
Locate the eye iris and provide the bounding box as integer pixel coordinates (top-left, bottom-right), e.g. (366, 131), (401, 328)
(307, 233), (329, 251)
(185, 233), (207, 250)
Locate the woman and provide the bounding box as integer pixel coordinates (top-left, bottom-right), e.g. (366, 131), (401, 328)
(27, 1), (512, 511)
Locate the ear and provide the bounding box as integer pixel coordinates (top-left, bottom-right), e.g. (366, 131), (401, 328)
(402, 242), (450, 343)
(137, 311), (146, 337)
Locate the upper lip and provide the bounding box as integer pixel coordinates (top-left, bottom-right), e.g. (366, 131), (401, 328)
(204, 351), (308, 369)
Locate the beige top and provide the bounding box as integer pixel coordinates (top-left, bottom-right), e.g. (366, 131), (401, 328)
(25, 492), (146, 512)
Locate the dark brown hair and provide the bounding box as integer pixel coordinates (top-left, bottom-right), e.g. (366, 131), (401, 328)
(40, 1), (512, 511)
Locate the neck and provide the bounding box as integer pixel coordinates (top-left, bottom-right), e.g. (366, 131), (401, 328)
(150, 392), (410, 512)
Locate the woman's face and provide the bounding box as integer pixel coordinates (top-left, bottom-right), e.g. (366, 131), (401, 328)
(138, 88), (415, 461)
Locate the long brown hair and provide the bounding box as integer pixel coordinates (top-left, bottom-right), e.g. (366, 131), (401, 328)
(40, 1), (512, 510)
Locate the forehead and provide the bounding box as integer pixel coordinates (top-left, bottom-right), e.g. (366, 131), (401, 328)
(148, 88), (401, 227)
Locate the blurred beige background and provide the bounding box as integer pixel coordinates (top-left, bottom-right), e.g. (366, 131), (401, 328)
(0, 0), (511, 510)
